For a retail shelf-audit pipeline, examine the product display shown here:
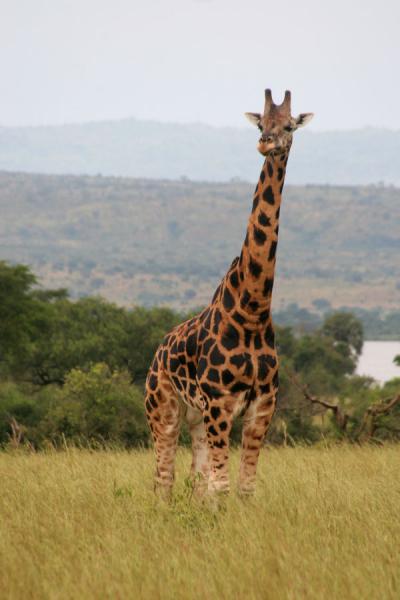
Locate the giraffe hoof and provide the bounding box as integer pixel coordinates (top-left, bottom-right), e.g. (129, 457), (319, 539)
(237, 487), (256, 499)
(154, 483), (173, 502)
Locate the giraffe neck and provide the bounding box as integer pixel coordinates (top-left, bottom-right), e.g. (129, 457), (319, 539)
(235, 149), (290, 323)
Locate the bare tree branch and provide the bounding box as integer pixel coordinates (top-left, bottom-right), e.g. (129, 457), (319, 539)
(284, 368), (349, 432)
(355, 394), (400, 441)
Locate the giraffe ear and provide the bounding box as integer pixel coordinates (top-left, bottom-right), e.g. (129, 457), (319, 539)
(244, 112), (262, 127)
(293, 113), (314, 129)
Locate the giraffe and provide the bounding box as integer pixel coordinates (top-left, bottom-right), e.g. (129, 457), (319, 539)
(145, 89), (313, 497)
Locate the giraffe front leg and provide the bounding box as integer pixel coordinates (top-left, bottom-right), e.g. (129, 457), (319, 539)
(145, 380), (181, 500)
(186, 405), (210, 496)
(203, 398), (234, 495)
(238, 394), (276, 496)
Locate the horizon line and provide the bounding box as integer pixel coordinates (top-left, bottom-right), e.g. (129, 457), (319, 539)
(0, 116), (398, 134)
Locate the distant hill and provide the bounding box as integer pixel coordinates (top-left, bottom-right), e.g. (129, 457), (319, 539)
(1, 171), (399, 311)
(0, 119), (399, 185)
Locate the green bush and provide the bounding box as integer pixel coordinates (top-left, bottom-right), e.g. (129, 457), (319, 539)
(0, 365), (150, 448)
(41, 364), (149, 447)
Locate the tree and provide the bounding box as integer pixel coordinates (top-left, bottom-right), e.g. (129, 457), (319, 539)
(41, 363), (149, 447)
(293, 334), (355, 382)
(22, 298), (184, 386)
(321, 312), (364, 356)
(25, 297), (129, 385)
(0, 262), (51, 375)
(0, 262), (36, 356)
(122, 307), (183, 383)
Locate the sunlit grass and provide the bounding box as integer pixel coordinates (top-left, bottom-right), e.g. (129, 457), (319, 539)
(1, 445), (399, 599)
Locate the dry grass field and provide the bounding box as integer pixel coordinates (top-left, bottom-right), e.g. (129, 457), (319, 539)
(1, 446), (399, 599)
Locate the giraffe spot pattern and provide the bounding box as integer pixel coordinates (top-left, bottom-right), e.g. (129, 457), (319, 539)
(253, 225), (267, 245)
(258, 211), (271, 227)
(252, 195), (260, 212)
(221, 324), (240, 350)
(268, 241), (278, 261)
(249, 256), (262, 278)
(223, 287), (235, 311)
(262, 186), (275, 205)
(230, 270), (239, 289)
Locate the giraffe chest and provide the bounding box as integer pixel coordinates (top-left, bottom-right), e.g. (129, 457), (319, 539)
(165, 332), (278, 410)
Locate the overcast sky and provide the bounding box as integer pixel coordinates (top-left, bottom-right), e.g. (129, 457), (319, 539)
(2, 0), (399, 130)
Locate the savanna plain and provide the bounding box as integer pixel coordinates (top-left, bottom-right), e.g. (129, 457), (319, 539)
(1, 445), (399, 600)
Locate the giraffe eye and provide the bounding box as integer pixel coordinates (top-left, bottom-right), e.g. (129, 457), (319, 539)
(284, 125), (293, 132)
(257, 124), (263, 132)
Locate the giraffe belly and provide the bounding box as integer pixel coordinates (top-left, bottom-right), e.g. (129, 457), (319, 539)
(172, 372), (251, 421)
(169, 369), (250, 419)
(166, 372), (204, 412)
(179, 385), (204, 412)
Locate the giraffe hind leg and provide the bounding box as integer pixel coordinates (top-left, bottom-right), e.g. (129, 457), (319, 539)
(145, 372), (181, 499)
(238, 394), (276, 496)
(185, 405), (210, 495)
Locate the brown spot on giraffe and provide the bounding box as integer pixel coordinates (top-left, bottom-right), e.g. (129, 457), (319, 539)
(145, 88), (314, 497)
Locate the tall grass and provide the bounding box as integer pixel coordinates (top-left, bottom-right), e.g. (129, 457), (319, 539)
(0, 446), (399, 599)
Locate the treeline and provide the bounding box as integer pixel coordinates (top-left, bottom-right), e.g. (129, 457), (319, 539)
(0, 261), (399, 449)
(274, 302), (400, 340)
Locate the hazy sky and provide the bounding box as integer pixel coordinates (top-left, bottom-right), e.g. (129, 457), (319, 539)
(2, 0), (399, 130)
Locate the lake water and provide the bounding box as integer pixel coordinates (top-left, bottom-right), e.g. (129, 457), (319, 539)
(356, 341), (400, 384)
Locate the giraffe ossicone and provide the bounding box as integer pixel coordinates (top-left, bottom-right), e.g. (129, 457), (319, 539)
(145, 88), (313, 498)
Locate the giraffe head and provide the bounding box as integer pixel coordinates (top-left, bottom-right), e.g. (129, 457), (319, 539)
(245, 89), (313, 156)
